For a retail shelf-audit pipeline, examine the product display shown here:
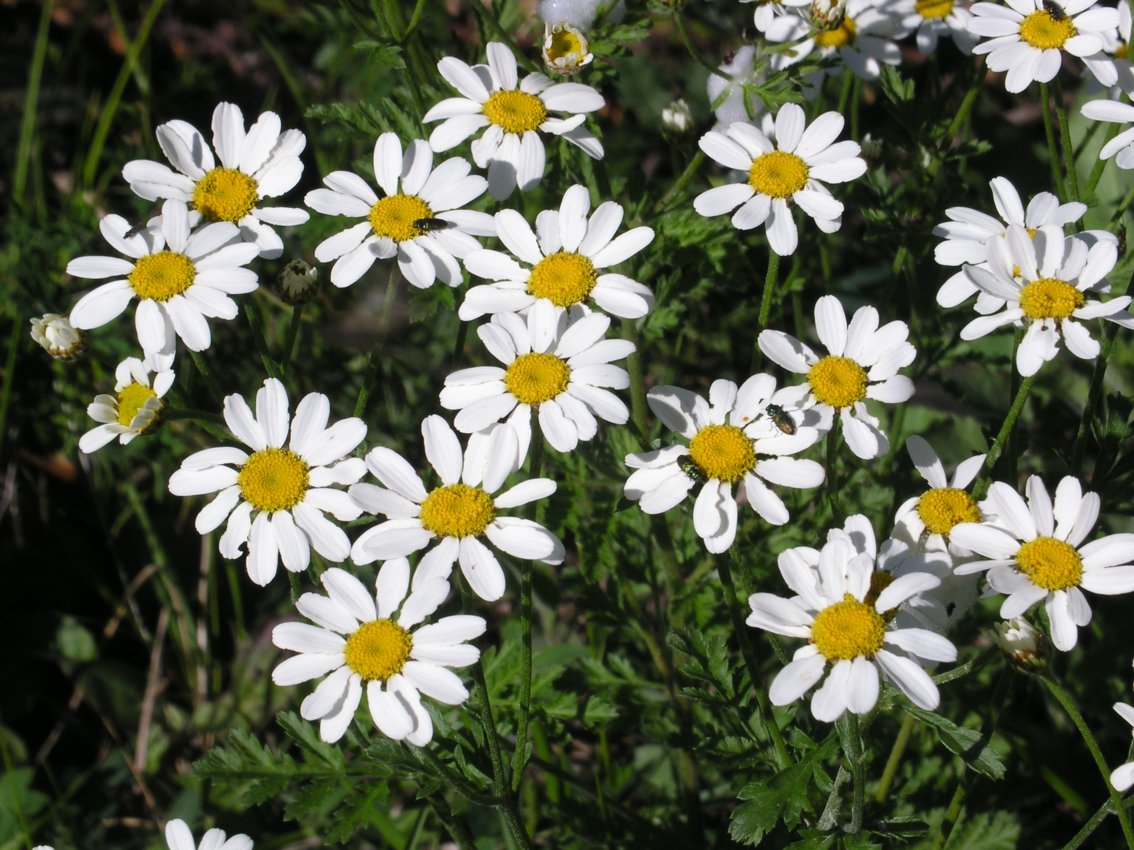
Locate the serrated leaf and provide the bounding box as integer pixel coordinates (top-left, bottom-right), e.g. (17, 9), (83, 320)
(902, 705), (1005, 779)
(879, 66), (916, 103)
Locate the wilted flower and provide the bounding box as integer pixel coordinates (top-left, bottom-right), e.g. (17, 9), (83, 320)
(30, 313), (84, 360)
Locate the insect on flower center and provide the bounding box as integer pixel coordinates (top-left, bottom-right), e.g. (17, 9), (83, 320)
(815, 14), (858, 48)
(237, 448), (310, 513)
(811, 593), (886, 660)
(368, 194), (434, 243)
(115, 383), (158, 429)
(1018, 277), (1084, 320)
(192, 167), (259, 223)
(916, 487), (981, 536)
(343, 619), (412, 682)
(1019, 9), (1076, 49)
(420, 483), (496, 538)
(505, 352), (571, 405)
(1016, 536), (1083, 591)
(748, 151), (810, 199)
(915, 0), (953, 18)
(482, 90), (549, 134)
(807, 355), (868, 408)
(687, 424), (756, 483)
(128, 251), (196, 301)
(527, 251), (598, 307)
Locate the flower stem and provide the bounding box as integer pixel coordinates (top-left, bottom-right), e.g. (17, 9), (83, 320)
(673, 12), (727, 81)
(1063, 795), (1134, 850)
(354, 266), (400, 418)
(622, 319), (651, 444)
(243, 297), (280, 380)
(281, 302), (305, 376)
(649, 150), (707, 220)
(874, 713), (915, 804)
(188, 349), (224, 405)
(972, 373), (1036, 499)
(1084, 122), (1121, 198)
(1040, 83), (1065, 197)
(1051, 77), (1080, 201)
(925, 64), (986, 181)
(836, 712), (866, 833)
(824, 416), (842, 511)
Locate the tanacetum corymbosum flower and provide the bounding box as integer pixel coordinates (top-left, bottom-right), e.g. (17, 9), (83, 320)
(349, 416), (564, 603)
(746, 517), (958, 721)
(272, 561), (484, 745)
(30, 313), (84, 360)
(79, 352), (174, 453)
(764, 0), (903, 83)
(67, 200), (259, 357)
(893, 436), (987, 556)
(951, 475), (1134, 651)
(891, 0), (979, 54)
(304, 132), (494, 290)
(541, 22), (593, 74)
(424, 42), (604, 199)
(122, 102), (309, 259)
(168, 378), (367, 586)
(1082, 92), (1134, 169)
(164, 820), (251, 850)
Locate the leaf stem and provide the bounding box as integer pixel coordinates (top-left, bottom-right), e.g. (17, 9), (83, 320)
(673, 13), (727, 81)
(281, 302), (305, 376)
(1051, 77), (1080, 201)
(1040, 83), (1065, 197)
(243, 297), (280, 379)
(354, 266), (400, 418)
(972, 372), (1036, 499)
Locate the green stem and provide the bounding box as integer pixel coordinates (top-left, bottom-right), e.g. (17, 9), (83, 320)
(622, 319), (651, 445)
(188, 349), (224, 404)
(1063, 796), (1134, 850)
(874, 713), (916, 804)
(649, 150), (707, 220)
(1108, 181), (1134, 228)
(1052, 77), (1080, 201)
(1040, 83), (1065, 197)
(13, 0), (52, 206)
(354, 267), (400, 418)
(243, 297), (280, 379)
(759, 251), (780, 329)
(836, 713), (866, 833)
(972, 373), (1036, 499)
(824, 417), (842, 510)
(281, 302), (305, 376)
(673, 13), (727, 81)
(379, 0), (427, 120)
(925, 65), (985, 181)
(1084, 121), (1121, 198)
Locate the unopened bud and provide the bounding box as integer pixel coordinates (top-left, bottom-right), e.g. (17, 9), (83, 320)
(30, 313), (84, 361)
(810, 0), (847, 29)
(543, 23), (593, 75)
(277, 259), (319, 304)
(993, 617), (1046, 669)
(662, 98), (695, 135)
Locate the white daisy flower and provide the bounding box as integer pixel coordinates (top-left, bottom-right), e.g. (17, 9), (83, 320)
(440, 301), (633, 454)
(67, 200), (259, 356)
(30, 313), (84, 360)
(349, 416), (564, 603)
(542, 22), (594, 75)
(1111, 702), (1134, 791)
(459, 184), (655, 321)
(934, 176), (1090, 313)
(968, 0), (1119, 93)
(707, 47), (765, 129)
(758, 295), (916, 460)
(893, 436), (987, 555)
(693, 104), (867, 256)
(164, 820), (251, 850)
(960, 226), (1134, 377)
(1082, 92), (1134, 170)
(79, 352), (174, 453)
(952, 476), (1134, 651)
(741, 0), (811, 35)
(1094, 1), (1134, 94)
(624, 375), (826, 553)
(122, 102), (309, 259)
(891, 0), (979, 54)
(746, 518), (958, 721)
(423, 42), (605, 200)
(168, 378), (367, 587)
(272, 561), (484, 745)
(765, 0), (902, 81)
(878, 535), (978, 634)
(304, 132), (494, 290)
(992, 616), (1045, 666)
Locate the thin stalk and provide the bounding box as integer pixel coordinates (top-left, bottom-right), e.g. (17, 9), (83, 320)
(13, 0), (52, 206)
(1006, 328), (1023, 486)
(837, 70), (855, 117)
(1063, 796), (1134, 850)
(379, 0), (427, 120)
(1040, 83), (1065, 197)
(759, 251), (780, 328)
(932, 782), (968, 850)
(825, 417), (842, 510)
(188, 349), (224, 404)
(622, 319), (651, 444)
(243, 298), (280, 379)
(354, 267), (400, 418)
(426, 794), (476, 850)
(649, 151), (707, 220)
(874, 713), (916, 803)
(1084, 121), (1121, 197)
(673, 13), (727, 80)
(405, 806), (429, 850)
(926, 65), (986, 181)
(972, 374), (1036, 499)
(1052, 77), (1080, 201)
(281, 302), (305, 376)
(836, 713), (866, 833)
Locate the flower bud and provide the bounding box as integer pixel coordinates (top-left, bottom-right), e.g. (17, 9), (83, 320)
(277, 259), (319, 304)
(662, 98), (695, 135)
(30, 313), (84, 361)
(810, 0), (847, 29)
(542, 23), (593, 75)
(993, 617), (1046, 669)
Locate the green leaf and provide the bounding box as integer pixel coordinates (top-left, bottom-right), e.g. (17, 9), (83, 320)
(879, 66), (916, 104)
(729, 758), (819, 845)
(901, 706), (1006, 780)
(55, 615), (98, 662)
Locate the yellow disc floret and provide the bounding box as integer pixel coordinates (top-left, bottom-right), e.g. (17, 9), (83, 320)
(916, 487), (981, 536)
(864, 570), (896, 613)
(238, 448), (310, 513)
(1019, 10), (1076, 50)
(482, 90), (548, 134)
(527, 251), (598, 307)
(748, 151), (810, 199)
(1019, 277), (1085, 320)
(420, 483), (496, 538)
(115, 383), (159, 428)
(811, 593), (886, 660)
(192, 167), (259, 223)
(343, 619), (413, 682)
(807, 356), (868, 408)
(505, 352), (571, 405)
(1016, 536), (1083, 591)
(815, 14), (857, 48)
(368, 194), (433, 243)
(128, 252), (196, 301)
(915, 0), (953, 18)
(687, 424), (757, 483)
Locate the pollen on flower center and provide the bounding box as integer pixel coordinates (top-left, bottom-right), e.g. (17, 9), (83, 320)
(916, 487), (981, 536)
(116, 383), (159, 428)
(811, 593), (886, 660)
(915, 0), (953, 18)
(237, 448), (310, 513)
(368, 194), (433, 243)
(192, 167), (259, 223)
(482, 90), (548, 134)
(1019, 277), (1085, 320)
(128, 252), (196, 301)
(815, 15), (857, 48)
(505, 352), (571, 405)
(343, 619), (412, 682)
(748, 151), (810, 199)
(527, 251), (598, 306)
(420, 483), (496, 538)
(687, 424), (756, 483)
(1016, 536), (1083, 591)
(807, 356), (868, 408)
(1019, 10), (1076, 49)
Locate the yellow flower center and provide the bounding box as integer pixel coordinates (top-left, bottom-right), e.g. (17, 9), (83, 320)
(546, 25), (588, 66)
(748, 150), (810, 199)
(687, 424), (756, 483)
(504, 352), (571, 405)
(807, 355), (868, 408)
(343, 619), (412, 682)
(916, 487), (981, 536)
(419, 483), (496, 538)
(811, 593), (886, 660)
(237, 448), (310, 513)
(128, 251), (196, 301)
(915, 0), (953, 18)
(368, 194), (434, 243)
(1016, 536), (1083, 591)
(1019, 10), (1076, 49)
(1116, 42), (1129, 60)
(115, 383), (158, 428)
(1018, 277), (1084, 320)
(815, 14), (858, 48)
(527, 251), (598, 307)
(482, 90), (549, 134)
(192, 167), (259, 223)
